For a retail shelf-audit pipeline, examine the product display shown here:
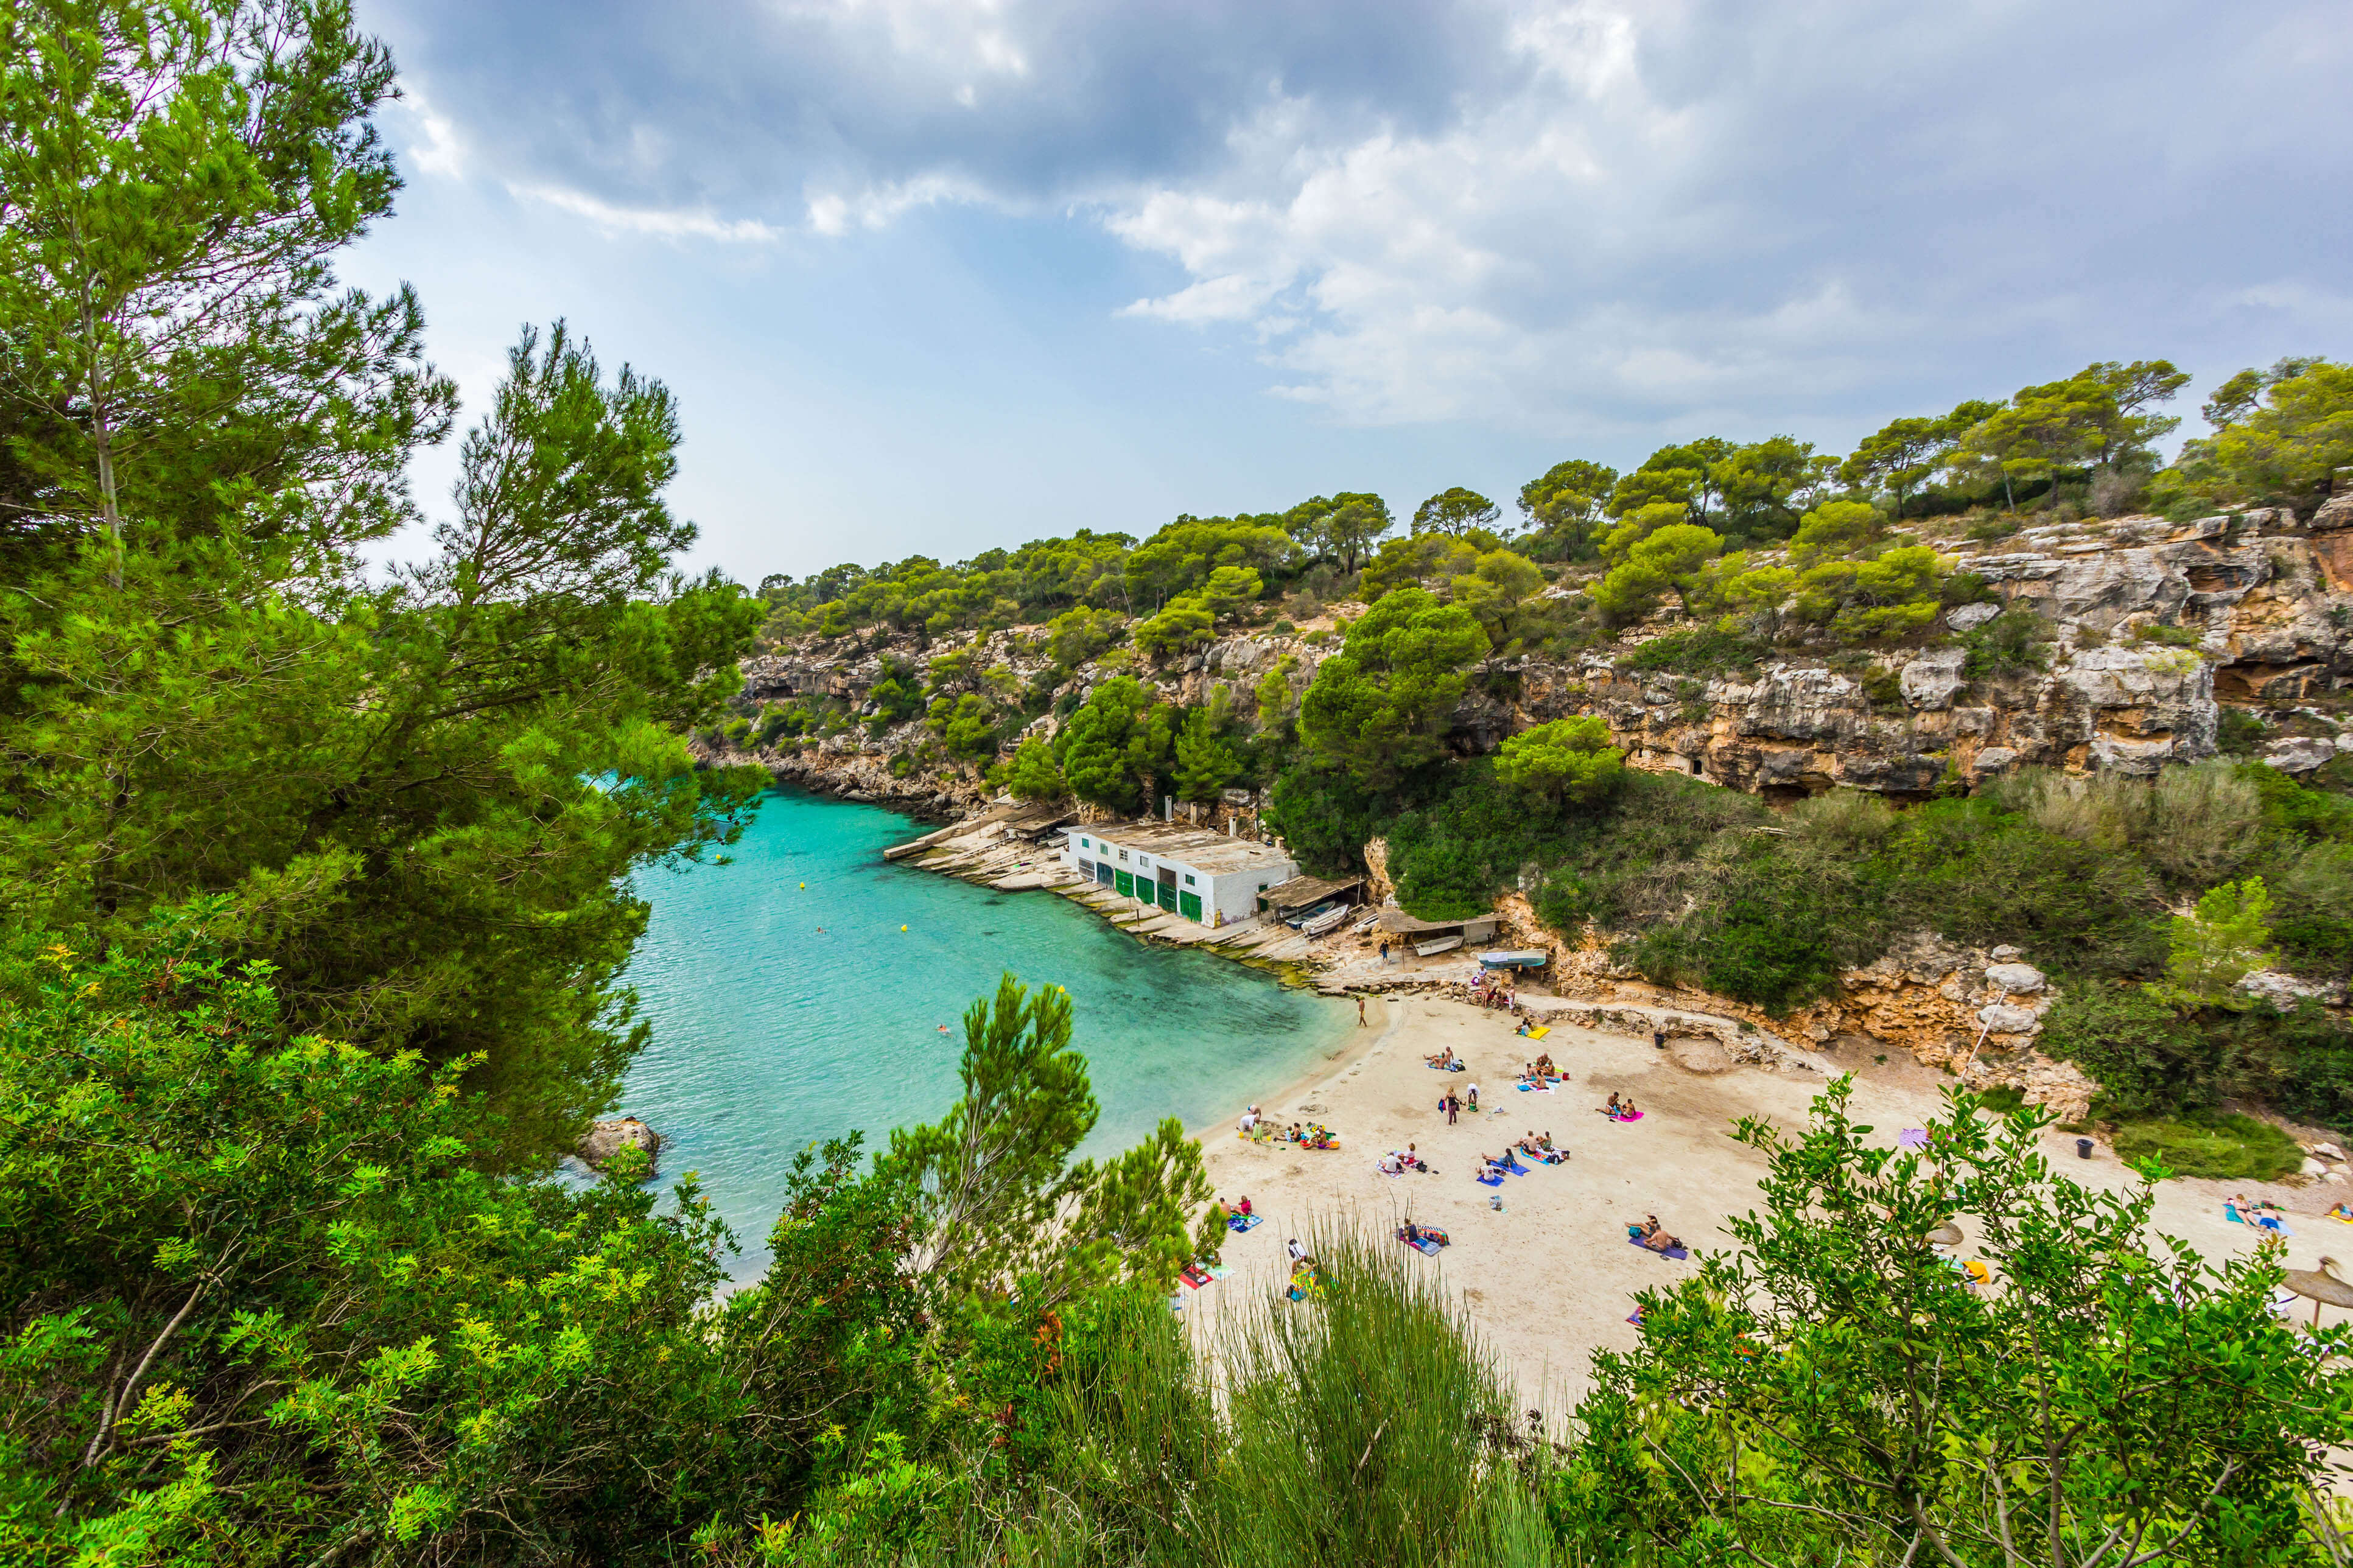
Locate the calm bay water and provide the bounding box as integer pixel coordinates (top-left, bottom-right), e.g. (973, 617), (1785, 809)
(620, 789), (1355, 1278)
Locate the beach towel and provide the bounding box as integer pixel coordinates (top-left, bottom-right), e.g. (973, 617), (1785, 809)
(1627, 1236), (1689, 1261)
(1527, 1026), (1550, 1040)
(1398, 1233), (1444, 1256)
(1517, 1082), (1534, 1092)
(1375, 1163), (1403, 1178)
(1625, 1308), (1644, 1326)
(2225, 1201), (2245, 1225)
(1180, 1265), (1213, 1289)
(1476, 1172), (1503, 1186)
(1615, 1110), (1644, 1122)
(1227, 1213), (1262, 1233)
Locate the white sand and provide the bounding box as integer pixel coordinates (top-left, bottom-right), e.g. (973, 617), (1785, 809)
(1188, 993), (2349, 1416)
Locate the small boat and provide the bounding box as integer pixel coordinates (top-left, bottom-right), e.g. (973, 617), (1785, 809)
(1350, 911), (1383, 934)
(1299, 906), (1350, 938)
(1285, 899), (1338, 929)
(1414, 934), (1463, 957)
(1476, 950), (1551, 969)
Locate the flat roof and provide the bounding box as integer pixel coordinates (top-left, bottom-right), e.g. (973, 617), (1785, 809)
(1073, 819), (1296, 875)
(1260, 875), (1363, 911)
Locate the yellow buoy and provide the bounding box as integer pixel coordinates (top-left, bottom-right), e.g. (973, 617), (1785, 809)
(900, 925), (908, 931)
(799, 882), (805, 889)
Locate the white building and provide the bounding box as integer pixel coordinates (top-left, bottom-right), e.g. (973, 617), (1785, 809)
(1064, 821), (1298, 928)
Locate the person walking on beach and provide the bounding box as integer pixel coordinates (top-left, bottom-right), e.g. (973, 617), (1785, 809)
(1445, 1091), (1459, 1126)
(1356, 996), (1367, 1026)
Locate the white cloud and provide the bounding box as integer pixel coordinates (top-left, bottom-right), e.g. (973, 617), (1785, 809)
(377, 0), (2353, 436)
(804, 172), (995, 236)
(390, 86), (469, 179)
(510, 183), (784, 243)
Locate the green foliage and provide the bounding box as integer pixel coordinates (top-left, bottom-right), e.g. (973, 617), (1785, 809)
(0, 2), (764, 1164)
(1794, 543), (1948, 640)
(1493, 716), (1625, 806)
(2163, 356), (2353, 508)
(1045, 605), (1126, 669)
(1198, 564), (1263, 616)
(1619, 624), (1770, 674)
(2111, 1110), (2305, 1181)
(880, 975), (1209, 1306)
(1561, 1080), (2352, 1564)
(1173, 693), (1244, 802)
(1515, 457), (1618, 559)
(2159, 875), (2279, 1009)
(1591, 522), (1722, 622)
(990, 735), (1067, 802)
(1282, 492), (1394, 573)
(1263, 758), (1386, 878)
(1296, 587), (1488, 795)
(1957, 606), (2053, 679)
(1409, 486), (1500, 536)
(1133, 594), (1215, 657)
(1356, 528), (1496, 603)
(927, 690), (1003, 762)
(1053, 677), (1176, 814)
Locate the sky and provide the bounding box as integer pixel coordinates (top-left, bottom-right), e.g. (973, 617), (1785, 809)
(345, 0), (2353, 584)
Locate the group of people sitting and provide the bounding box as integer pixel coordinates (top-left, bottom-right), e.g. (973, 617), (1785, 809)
(1514, 1129), (1566, 1164)
(1470, 971), (1517, 1011)
(1474, 1132), (1564, 1181)
(1423, 1045), (1465, 1070)
(1378, 1144), (1434, 1175)
(1627, 1214), (1683, 1253)
(1518, 1054), (1559, 1087)
(1597, 1093), (1642, 1121)
(1240, 1105), (1340, 1149)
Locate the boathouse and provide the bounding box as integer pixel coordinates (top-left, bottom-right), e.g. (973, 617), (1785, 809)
(1064, 821), (1297, 926)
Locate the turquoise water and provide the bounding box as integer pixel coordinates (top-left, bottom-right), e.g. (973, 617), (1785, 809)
(620, 789), (1355, 1279)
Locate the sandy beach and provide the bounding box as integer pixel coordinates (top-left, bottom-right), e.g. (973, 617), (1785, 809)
(1188, 991), (2349, 1416)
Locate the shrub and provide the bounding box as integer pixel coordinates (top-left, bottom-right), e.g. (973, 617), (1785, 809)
(2111, 1111), (2304, 1181)
(1620, 625), (1769, 674)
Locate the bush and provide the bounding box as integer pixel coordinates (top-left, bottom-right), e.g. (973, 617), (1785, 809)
(1620, 624), (1769, 674)
(2111, 1111), (2304, 1181)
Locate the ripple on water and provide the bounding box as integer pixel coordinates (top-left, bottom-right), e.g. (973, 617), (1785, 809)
(622, 789), (1354, 1279)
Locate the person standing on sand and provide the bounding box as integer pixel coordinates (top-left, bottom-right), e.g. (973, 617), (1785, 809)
(1446, 1092), (1459, 1126)
(1379, 940), (1390, 965)
(1356, 996), (1367, 1026)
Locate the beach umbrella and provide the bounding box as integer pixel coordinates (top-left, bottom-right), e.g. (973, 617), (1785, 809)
(2282, 1257), (2353, 1328)
(1926, 1222), (1964, 1247)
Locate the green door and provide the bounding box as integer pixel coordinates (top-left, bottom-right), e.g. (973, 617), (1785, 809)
(1159, 882), (1178, 912)
(1179, 892), (1202, 922)
(1114, 870), (1134, 897)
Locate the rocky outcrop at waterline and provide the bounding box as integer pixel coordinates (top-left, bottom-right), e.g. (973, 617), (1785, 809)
(577, 1116), (662, 1174)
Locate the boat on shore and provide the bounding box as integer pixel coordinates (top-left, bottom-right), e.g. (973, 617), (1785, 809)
(1414, 934), (1464, 957)
(1476, 950), (1550, 969)
(1299, 905), (1350, 938)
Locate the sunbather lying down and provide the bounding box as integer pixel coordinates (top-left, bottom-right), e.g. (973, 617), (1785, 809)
(1630, 1214), (1682, 1252)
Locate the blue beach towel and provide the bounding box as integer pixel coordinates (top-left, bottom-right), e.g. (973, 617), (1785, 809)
(1627, 1236), (1689, 1261)
(1227, 1213), (1262, 1233)
(1476, 1173), (1503, 1186)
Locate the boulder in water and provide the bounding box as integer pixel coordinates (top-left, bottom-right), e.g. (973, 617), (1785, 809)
(578, 1116), (661, 1174)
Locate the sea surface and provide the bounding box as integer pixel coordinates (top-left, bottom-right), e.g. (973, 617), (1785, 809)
(619, 788), (1355, 1279)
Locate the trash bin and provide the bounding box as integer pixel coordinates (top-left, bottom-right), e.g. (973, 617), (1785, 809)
(2075, 1137), (2094, 1160)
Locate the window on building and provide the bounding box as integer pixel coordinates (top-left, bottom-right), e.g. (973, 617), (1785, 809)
(1182, 873), (1196, 887)
(1078, 836), (1090, 849)
(1118, 850), (1129, 863)
(1137, 856), (1152, 869)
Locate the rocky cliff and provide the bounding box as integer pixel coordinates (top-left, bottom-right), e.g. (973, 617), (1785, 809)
(731, 502), (2353, 814)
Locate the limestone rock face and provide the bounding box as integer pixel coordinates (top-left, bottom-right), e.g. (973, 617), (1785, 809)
(1948, 601), (2002, 631)
(1899, 648), (1968, 710)
(1984, 962), (2046, 993)
(2238, 969), (2349, 1009)
(577, 1117), (660, 1174)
